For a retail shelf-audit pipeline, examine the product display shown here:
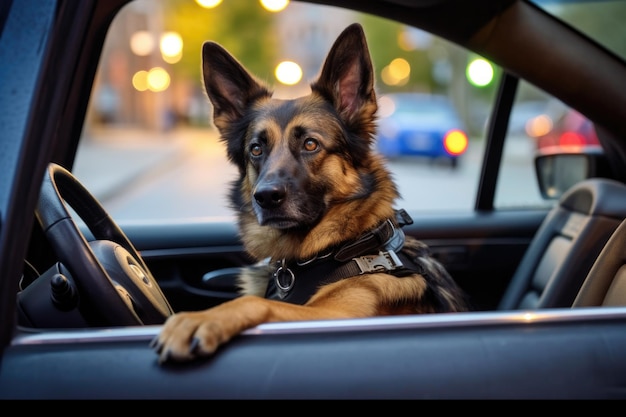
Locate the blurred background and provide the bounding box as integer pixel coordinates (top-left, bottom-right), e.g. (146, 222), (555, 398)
(85, 0), (503, 135)
(75, 0), (609, 221)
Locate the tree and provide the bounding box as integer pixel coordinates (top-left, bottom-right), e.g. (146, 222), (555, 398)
(163, 0), (276, 87)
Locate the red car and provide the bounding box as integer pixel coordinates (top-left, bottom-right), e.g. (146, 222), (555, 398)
(528, 108), (600, 153)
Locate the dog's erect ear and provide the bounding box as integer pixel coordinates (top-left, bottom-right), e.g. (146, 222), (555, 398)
(202, 42), (271, 132)
(310, 23), (377, 130)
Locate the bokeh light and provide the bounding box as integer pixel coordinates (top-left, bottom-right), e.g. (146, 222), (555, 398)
(160, 32), (183, 64)
(147, 67), (170, 92)
(377, 95), (396, 118)
(132, 70), (149, 91)
(526, 114), (553, 138)
(195, 0), (222, 8)
(381, 58), (411, 86)
(260, 0), (289, 12)
(132, 68), (171, 92)
(275, 61), (302, 85)
(466, 58), (494, 87)
(444, 130), (469, 155)
(130, 31), (154, 56)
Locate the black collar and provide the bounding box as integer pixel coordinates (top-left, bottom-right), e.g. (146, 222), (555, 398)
(265, 209), (415, 304)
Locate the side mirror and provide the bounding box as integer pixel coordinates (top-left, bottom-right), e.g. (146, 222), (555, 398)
(535, 147), (612, 199)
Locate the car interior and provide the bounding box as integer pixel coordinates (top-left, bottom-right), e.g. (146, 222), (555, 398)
(498, 177), (626, 310)
(574, 216), (626, 308)
(3, 0), (626, 399)
(11, 0), (626, 327)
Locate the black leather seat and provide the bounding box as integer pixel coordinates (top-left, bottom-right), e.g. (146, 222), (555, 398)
(573, 217), (626, 307)
(498, 178), (626, 310)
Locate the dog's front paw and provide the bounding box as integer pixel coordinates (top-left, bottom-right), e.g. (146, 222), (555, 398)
(151, 311), (229, 364)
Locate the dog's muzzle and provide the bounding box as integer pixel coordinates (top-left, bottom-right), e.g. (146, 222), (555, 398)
(252, 181), (294, 228)
(254, 181), (286, 210)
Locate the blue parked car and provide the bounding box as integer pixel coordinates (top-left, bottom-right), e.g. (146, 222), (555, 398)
(376, 93), (469, 167)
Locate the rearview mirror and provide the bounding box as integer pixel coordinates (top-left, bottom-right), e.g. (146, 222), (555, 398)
(535, 148), (611, 200)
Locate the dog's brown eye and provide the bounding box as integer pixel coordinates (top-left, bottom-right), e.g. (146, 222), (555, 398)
(250, 144), (263, 157)
(303, 138), (318, 152)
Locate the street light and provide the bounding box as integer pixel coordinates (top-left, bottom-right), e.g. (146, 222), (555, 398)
(195, 0), (222, 8)
(260, 0), (289, 12)
(466, 58), (494, 87)
(160, 32), (183, 64)
(130, 31), (154, 56)
(275, 61), (302, 85)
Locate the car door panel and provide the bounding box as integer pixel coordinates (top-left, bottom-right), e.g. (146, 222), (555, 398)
(406, 209), (548, 309)
(112, 209), (547, 312)
(2, 309), (625, 399)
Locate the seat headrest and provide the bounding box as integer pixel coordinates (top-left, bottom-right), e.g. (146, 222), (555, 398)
(560, 178), (626, 218)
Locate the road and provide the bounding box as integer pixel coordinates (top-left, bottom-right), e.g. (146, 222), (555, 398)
(72, 126), (541, 222)
(74, 126), (237, 220)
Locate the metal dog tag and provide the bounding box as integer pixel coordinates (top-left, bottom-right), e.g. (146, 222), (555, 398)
(354, 250), (403, 274)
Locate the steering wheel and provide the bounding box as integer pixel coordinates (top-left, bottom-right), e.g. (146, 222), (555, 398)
(35, 162), (173, 326)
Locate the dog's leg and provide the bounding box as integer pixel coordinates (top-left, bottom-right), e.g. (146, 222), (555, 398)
(153, 273), (432, 363)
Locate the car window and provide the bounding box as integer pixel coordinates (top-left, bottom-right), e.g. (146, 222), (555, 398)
(73, 0), (593, 221)
(496, 0), (625, 209)
(496, 81), (569, 209)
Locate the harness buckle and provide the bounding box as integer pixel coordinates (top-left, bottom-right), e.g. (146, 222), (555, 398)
(353, 250), (403, 274)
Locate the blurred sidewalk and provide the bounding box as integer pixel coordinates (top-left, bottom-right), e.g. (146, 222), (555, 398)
(73, 125), (216, 201)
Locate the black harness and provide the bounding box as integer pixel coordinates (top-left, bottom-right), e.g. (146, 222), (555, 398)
(264, 209), (427, 304)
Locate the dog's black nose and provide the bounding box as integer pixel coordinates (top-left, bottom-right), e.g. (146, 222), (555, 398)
(254, 184), (286, 209)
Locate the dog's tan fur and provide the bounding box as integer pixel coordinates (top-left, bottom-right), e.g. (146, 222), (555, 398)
(153, 23), (468, 364)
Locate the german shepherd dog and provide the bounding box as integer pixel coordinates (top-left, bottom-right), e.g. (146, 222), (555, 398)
(152, 23), (468, 363)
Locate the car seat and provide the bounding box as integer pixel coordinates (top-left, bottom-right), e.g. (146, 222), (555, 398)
(498, 178), (626, 310)
(573, 216), (626, 307)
